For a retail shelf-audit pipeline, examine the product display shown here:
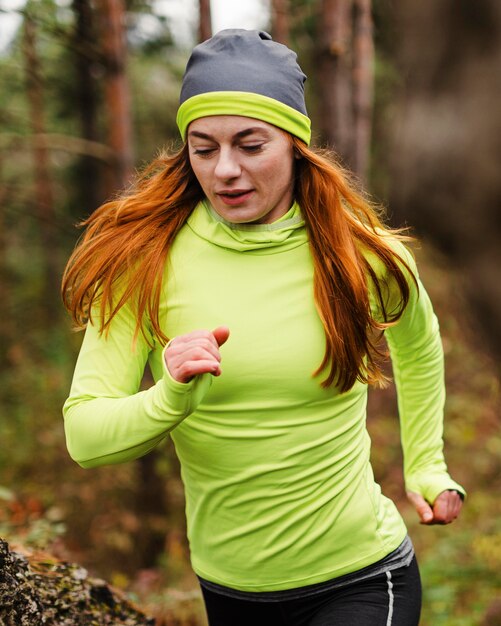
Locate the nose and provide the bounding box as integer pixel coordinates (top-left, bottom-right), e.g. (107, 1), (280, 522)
(214, 148), (241, 180)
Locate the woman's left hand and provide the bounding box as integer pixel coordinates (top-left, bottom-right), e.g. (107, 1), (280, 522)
(406, 489), (463, 525)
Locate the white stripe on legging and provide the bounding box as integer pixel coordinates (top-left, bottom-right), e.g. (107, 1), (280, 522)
(386, 571), (394, 625)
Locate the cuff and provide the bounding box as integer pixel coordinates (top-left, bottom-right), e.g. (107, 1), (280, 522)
(159, 344), (213, 418)
(405, 472), (466, 505)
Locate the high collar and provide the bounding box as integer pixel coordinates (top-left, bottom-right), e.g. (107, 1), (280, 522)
(186, 199), (308, 254)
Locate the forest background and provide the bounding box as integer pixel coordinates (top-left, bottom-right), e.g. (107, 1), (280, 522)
(0, 1), (500, 624)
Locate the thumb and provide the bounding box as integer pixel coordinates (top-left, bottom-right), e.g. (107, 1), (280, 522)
(212, 326), (230, 347)
(407, 491), (434, 524)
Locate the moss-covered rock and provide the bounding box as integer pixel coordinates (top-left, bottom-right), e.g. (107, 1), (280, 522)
(0, 539), (155, 625)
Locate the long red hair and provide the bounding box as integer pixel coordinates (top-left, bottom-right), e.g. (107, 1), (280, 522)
(62, 138), (415, 392)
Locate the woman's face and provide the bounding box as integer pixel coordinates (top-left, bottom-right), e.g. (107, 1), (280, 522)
(187, 116), (295, 225)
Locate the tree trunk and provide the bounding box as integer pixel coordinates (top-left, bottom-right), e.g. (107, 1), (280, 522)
(389, 0), (501, 365)
(133, 448), (169, 569)
(198, 0), (212, 42)
(72, 0), (104, 212)
(271, 0), (291, 45)
(352, 0), (373, 183)
(318, 0), (354, 166)
(0, 154), (12, 371)
(100, 0), (134, 194)
(22, 11), (59, 324)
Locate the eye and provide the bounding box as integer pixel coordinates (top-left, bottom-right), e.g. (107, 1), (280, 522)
(241, 144), (263, 153)
(193, 147), (217, 157)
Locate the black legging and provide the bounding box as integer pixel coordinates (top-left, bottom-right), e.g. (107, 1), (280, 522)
(201, 556), (422, 626)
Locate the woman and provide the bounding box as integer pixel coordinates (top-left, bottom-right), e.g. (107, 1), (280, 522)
(63, 30), (464, 626)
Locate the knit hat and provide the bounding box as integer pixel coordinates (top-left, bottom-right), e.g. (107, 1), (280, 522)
(177, 29), (311, 145)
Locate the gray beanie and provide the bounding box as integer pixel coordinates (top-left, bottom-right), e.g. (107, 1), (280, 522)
(176, 29), (311, 145)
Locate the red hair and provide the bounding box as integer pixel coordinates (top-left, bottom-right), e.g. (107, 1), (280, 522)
(292, 137), (415, 391)
(63, 144), (202, 342)
(62, 139), (415, 392)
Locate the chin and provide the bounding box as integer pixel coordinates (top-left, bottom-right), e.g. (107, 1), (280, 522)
(215, 207), (264, 225)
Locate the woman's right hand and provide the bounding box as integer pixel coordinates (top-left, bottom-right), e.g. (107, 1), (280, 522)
(164, 326), (230, 383)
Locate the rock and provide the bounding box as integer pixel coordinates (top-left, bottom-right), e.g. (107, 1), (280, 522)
(0, 538), (155, 626)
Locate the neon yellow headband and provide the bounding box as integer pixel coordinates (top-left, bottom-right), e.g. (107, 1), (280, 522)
(177, 91), (312, 146)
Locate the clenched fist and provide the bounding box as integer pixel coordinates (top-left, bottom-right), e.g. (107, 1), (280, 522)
(407, 489), (463, 525)
(164, 326), (230, 383)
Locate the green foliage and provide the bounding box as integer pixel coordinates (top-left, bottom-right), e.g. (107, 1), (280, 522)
(419, 520), (501, 625)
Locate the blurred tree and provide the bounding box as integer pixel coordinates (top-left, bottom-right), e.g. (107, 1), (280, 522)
(352, 0), (374, 179)
(133, 440), (169, 569)
(277, 0), (375, 180)
(317, 0), (353, 160)
(72, 0), (103, 212)
(0, 154), (12, 372)
(271, 0), (291, 44)
(198, 0), (212, 42)
(99, 0), (134, 192)
(22, 7), (60, 325)
(316, 0), (374, 182)
(389, 0), (501, 368)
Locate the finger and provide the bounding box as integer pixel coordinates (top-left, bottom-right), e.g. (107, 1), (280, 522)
(212, 326), (230, 347)
(170, 347), (221, 371)
(171, 330), (220, 349)
(433, 490), (464, 524)
(166, 345), (221, 382)
(444, 491), (463, 522)
(432, 492), (451, 524)
(452, 494), (463, 519)
(170, 338), (221, 362)
(176, 359), (222, 383)
(407, 491), (434, 524)
(189, 345), (220, 362)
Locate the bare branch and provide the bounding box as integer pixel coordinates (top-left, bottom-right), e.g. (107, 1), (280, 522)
(0, 133), (116, 163)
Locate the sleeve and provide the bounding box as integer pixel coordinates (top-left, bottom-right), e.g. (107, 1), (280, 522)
(62, 300), (212, 469)
(381, 242), (466, 504)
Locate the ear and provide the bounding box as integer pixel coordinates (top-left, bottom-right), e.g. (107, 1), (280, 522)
(293, 149), (302, 160)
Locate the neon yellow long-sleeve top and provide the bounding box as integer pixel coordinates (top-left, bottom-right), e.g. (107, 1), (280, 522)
(63, 200), (465, 592)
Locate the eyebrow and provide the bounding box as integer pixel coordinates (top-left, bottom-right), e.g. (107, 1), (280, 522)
(188, 127), (270, 141)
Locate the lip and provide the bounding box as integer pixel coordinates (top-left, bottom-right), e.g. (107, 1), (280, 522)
(216, 189), (254, 206)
